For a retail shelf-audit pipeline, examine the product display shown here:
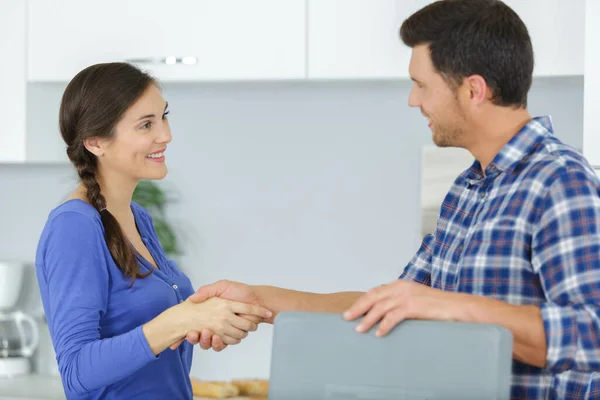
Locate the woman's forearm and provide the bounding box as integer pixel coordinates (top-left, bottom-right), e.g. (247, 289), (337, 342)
(142, 304), (188, 355)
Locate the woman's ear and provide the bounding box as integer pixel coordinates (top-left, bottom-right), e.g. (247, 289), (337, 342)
(83, 137), (106, 157)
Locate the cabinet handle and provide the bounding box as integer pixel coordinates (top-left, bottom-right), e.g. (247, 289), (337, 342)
(125, 56), (197, 65)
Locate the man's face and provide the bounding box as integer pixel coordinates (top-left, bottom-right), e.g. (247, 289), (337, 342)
(407, 44), (468, 148)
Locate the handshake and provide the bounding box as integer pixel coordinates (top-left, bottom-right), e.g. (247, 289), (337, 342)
(169, 280), (273, 352)
(167, 277), (440, 352)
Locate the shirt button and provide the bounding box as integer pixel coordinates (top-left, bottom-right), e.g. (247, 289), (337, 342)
(480, 192), (486, 199)
(172, 284), (178, 289)
(179, 299), (184, 303)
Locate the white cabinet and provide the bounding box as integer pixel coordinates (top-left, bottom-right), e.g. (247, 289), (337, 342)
(27, 0), (306, 82)
(0, 0), (26, 162)
(0, 0), (67, 165)
(309, 0), (584, 80)
(0, 0), (66, 164)
(504, 0), (584, 77)
(584, 0), (600, 167)
(308, 0), (428, 79)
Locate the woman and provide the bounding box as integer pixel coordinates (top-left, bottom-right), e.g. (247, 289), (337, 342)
(34, 62), (272, 399)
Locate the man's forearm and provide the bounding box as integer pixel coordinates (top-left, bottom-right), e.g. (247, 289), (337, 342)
(254, 285), (363, 317)
(458, 294), (547, 367)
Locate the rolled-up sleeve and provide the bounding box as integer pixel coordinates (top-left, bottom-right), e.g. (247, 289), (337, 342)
(399, 233), (434, 285)
(532, 168), (600, 373)
(40, 212), (158, 395)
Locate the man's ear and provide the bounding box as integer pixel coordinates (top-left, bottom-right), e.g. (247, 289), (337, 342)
(463, 74), (489, 104)
(83, 137), (105, 157)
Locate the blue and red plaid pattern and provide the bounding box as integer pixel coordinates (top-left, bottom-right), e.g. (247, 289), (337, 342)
(401, 116), (600, 399)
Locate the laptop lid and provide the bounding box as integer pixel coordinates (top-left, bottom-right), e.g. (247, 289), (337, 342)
(269, 312), (513, 400)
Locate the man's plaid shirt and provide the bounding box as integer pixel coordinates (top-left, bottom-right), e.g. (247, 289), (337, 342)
(401, 116), (600, 399)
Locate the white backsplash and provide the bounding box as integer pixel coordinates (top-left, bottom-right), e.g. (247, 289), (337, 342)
(420, 146), (474, 236)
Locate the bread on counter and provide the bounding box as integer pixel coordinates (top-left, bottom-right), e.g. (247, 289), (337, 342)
(231, 379), (269, 397)
(190, 378), (240, 398)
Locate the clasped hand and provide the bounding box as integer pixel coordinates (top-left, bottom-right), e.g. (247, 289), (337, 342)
(172, 294), (272, 348)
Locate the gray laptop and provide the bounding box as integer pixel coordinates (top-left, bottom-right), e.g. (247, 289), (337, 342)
(268, 312), (513, 400)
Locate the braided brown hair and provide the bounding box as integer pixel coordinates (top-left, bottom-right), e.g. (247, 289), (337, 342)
(60, 62), (156, 282)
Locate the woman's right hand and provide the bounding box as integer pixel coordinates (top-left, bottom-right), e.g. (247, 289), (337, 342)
(143, 296), (272, 355)
(176, 297), (272, 345)
(169, 280), (272, 351)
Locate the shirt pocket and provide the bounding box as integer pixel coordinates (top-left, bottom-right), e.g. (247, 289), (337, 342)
(467, 216), (529, 256)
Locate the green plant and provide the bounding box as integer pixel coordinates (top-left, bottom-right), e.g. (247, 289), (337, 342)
(133, 180), (181, 257)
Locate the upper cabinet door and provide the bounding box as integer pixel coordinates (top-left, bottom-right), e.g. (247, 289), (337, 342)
(505, 0), (584, 77)
(0, 0), (26, 162)
(584, 0), (600, 167)
(308, 0), (428, 79)
(309, 0), (584, 80)
(27, 0), (306, 82)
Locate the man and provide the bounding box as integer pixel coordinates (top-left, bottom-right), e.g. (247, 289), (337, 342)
(178, 0), (600, 398)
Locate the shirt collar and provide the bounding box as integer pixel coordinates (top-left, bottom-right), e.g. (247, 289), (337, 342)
(464, 115), (554, 180)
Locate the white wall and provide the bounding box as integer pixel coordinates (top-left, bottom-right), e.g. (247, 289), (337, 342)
(0, 76), (583, 380)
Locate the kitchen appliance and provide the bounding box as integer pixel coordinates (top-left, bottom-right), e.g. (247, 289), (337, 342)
(0, 261), (39, 377)
(0, 261), (25, 311)
(0, 311), (39, 376)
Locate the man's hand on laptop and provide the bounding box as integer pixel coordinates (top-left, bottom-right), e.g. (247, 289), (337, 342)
(170, 280), (271, 351)
(343, 279), (464, 337)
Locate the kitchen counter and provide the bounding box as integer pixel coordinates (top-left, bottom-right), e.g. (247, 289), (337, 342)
(0, 375), (262, 399)
(0, 374), (64, 400)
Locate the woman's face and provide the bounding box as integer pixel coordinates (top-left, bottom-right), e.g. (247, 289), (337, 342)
(96, 84), (172, 182)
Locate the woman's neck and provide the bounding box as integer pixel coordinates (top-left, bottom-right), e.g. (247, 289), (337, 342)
(95, 170), (137, 218)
